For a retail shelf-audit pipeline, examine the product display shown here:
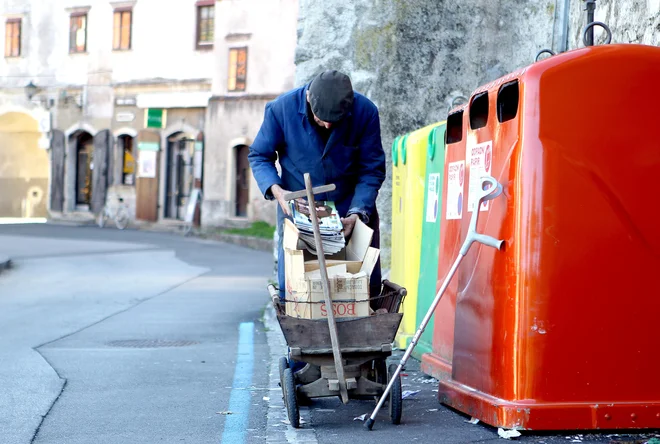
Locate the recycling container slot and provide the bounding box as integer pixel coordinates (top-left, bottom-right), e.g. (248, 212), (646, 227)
(469, 92), (489, 130)
(497, 80), (519, 123)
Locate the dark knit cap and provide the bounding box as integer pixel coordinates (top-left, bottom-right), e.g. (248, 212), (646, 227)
(308, 70), (354, 123)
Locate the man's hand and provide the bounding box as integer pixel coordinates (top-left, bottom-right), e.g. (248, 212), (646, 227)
(270, 184), (292, 216)
(341, 214), (359, 239)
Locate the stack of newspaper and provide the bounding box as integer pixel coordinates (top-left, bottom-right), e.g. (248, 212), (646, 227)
(289, 200), (345, 255)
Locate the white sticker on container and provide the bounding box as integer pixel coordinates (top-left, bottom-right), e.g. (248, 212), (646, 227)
(467, 141), (493, 212)
(446, 161), (464, 220)
(425, 173), (441, 223)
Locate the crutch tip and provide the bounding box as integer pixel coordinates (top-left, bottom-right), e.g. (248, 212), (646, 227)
(364, 418), (375, 430)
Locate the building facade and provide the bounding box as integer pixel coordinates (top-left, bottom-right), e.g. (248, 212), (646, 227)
(202, 0), (298, 227)
(1, 0), (298, 228)
(0, 0), (215, 224)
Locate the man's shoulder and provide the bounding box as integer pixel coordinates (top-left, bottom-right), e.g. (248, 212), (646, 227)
(352, 91), (379, 119)
(268, 86), (305, 112)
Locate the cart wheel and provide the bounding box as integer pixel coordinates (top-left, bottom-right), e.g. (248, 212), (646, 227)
(279, 356), (289, 387)
(387, 364), (402, 425)
(283, 368), (300, 428)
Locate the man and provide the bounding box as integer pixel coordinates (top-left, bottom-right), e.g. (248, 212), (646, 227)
(248, 70), (386, 301)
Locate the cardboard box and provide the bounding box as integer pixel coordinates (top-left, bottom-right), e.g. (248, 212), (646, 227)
(284, 218), (380, 319)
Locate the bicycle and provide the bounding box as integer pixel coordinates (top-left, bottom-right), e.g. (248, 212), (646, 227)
(97, 196), (130, 230)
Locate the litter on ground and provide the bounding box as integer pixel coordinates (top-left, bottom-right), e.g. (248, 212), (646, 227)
(497, 428), (522, 440)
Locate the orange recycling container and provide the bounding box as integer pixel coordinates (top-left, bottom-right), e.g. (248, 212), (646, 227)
(435, 44), (660, 430)
(420, 109), (466, 380)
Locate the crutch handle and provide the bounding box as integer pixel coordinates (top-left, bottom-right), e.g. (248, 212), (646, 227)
(460, 176), (505, 255)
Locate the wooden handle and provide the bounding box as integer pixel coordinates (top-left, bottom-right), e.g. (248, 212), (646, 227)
(282, 184), (336, 202)
(303, 173), (349, 404)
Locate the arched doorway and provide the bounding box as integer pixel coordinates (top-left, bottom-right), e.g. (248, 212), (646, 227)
(164, 132), (195, 220)
(118, 134), (136, 186)
(0, 111), (49, 218)
(72, 131), (94, 208)
(234, 144), (250, 217)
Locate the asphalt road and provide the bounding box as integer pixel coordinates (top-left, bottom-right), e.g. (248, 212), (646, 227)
(0, 222), (658, 444)
(0, 223), (273, 444)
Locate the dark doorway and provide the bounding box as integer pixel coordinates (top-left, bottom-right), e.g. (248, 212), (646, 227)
(119, 135), (136, 185)
(235, 144), (250, 217)
(165, 133), (195, 220)
(75, 132), (94, 205)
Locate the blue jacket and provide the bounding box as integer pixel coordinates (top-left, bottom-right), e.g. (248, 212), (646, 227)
(248, 84), (386, 221)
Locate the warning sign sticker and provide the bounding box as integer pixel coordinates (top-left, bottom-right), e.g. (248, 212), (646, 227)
(425, 173), (441, 223)
(467, 141), (493, 212)
(446, 161), (464, 220)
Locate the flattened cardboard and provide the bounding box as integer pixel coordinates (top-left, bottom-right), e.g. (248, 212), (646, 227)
(284, 217), (378, 319)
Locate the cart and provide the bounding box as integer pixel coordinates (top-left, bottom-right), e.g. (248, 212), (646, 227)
(270, 174), (408, 428)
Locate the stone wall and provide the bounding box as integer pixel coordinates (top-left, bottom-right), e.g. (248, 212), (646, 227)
(294, 0), (659, 271)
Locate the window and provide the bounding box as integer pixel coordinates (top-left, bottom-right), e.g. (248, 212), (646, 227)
(69, 14), (87, 53)
(4, 19), (21, 57)
(196, 4), (214, 48)
(228, 47), (247, 92)
(113, 9), (132, 50)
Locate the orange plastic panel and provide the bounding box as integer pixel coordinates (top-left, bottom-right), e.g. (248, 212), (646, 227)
(436, 44), (660, 430)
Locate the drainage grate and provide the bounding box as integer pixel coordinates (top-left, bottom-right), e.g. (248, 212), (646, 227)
(106, 339), (199, 348)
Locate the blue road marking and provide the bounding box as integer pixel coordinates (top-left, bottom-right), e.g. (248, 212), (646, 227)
(221, 322), (254, 444)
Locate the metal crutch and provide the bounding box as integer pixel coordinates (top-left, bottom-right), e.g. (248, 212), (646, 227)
(365, 176), (505, 430)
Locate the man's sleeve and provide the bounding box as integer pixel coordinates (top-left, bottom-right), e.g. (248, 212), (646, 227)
(248, 103), (285, 200)
(347, 109), (386, 222)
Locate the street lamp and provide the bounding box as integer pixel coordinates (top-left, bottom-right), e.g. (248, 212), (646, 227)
(25, 81), (38, 100)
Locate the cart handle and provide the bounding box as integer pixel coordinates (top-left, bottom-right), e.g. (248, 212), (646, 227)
(381, 280), (407, 297)
(282, 184), (336, 202)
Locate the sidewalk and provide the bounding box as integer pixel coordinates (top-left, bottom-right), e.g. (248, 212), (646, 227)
(261, 303), (660, 444)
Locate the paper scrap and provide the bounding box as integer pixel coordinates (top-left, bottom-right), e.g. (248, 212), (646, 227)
(402, 390), (421, 399)
(426, 408), (439, 412)
(419, 378), (437, 384)
(497, 428), (521, 440)
(263, 397), (270, 401)
(217, 411), (233, 415)
(281, 419), (290, 425)
(354, 414), (367, 421)
(466, 417), (480, 424)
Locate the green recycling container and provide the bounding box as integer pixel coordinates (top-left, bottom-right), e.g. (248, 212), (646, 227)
(413, 123), (447, 360)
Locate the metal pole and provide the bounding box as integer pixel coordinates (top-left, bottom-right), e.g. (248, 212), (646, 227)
(585, 0), (596, 46)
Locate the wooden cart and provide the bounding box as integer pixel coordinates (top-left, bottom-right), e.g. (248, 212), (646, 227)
(270, 281), (406, 428)
(270, 174), (407, 428)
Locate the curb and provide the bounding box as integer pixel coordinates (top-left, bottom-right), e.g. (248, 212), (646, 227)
(0, 256), (11, 275)
(47, 218), (274, 254)
(197, 232), (273, 253)
(263, 303), (319, 443)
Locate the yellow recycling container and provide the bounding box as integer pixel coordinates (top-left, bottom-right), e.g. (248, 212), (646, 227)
(390, 135), (407, 324)
(393, 122), (442, 349)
